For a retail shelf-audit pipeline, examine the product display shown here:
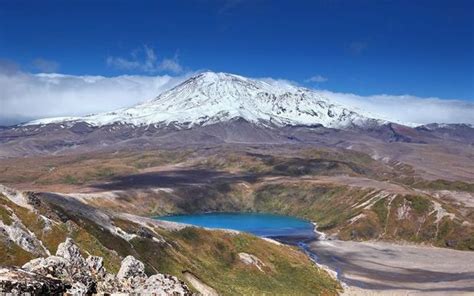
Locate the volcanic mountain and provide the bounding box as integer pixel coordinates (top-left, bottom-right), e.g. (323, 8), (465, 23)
(26, 71), (382, 129)
(1, 71), (473, 182)
(1, 74), (473, 296)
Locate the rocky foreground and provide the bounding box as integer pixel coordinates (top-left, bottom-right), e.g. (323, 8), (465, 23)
(0, 185), (341, 295)
(0, 238), (192, 295)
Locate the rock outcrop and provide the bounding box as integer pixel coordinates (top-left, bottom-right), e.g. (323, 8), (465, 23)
(56, 238), (85, 266)
(117, 255), (147, 281)
(86, 256), (106, 278)
(0, 238), (193, 295)
(238, 252), (266, 272)
(0, 267), (69, 295)
(136, 274), (193, 295)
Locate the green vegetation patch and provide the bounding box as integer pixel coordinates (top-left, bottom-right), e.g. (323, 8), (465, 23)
(63, 174), (80, 185)
(412, 179), (474, 192)
(252, 183), (369, 231)
(0, 205), (13, 226)
(372, 198), (389, 226)
(146, 227), (341, 295)
(406, 195), (432, 214)
(0, 240), (35, 267)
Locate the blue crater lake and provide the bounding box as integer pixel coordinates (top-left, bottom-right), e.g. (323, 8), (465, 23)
(157, 212), (316, 241)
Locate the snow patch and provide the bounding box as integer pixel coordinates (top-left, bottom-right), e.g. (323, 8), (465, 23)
(25, 72), (383, 129)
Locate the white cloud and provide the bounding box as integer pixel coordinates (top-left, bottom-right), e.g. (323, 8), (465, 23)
(0, 68), (472, 126)
(159, 57), (183, 73)
(257, 77), (302, 92)
(0, 70), (190, 125)
(106, 45), (183, 74)
(314, 90), (474, 126)
(305, 75), (328, 83)
(258, 78), (474, 125)
(105, 56), (141, 70)
(32, 58), (60, 73)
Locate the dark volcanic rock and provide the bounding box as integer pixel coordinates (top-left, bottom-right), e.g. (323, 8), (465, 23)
(416, 123), (474, 144)
(70, 122), (96, 134)
(0, 267), (70, 295)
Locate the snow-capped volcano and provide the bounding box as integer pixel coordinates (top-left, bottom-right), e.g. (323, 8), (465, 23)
(26, 72), (381, 128)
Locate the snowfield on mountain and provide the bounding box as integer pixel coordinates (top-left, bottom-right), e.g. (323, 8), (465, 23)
(25, 72), (384, 129)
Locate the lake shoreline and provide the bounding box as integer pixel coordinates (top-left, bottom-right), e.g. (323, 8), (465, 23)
(306, 238), (474, 294)
(156, 213), (474, 295)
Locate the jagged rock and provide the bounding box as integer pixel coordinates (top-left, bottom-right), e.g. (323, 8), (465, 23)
(25, 192), (41, 208)
(22, 256), (69, 279)
(116, 255), (147, 291)
(40, 215), (53, 232)
(0, 267), (69, 295)
(135, 273), (193, 295)
(86, 255), (106, 279)
(117, 255), (146, 280)
(0, 217), (48, 256)
(67, 281), (88, 295)
(69, 276), (96, 296)
(137, 226), (154, 239)
(4, 238), (193, 295)
(56, 237), (86, 266)
(96, 273), (121, 294)
(24, 239), (95, 295)
(56, 239), (94, 293)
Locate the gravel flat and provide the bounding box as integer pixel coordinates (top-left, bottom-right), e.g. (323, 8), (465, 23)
(308, 240), (474, 295)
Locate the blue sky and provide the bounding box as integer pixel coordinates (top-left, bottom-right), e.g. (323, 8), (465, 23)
(0, 0), (473, 125)
(1, 0), (473, 99)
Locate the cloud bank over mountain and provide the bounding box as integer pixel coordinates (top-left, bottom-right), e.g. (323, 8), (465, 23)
(0, 69), (190, 125)
(316, 90), (474, 126)
(0, 68), (473, 126)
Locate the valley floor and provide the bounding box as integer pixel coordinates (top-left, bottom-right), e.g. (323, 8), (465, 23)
(308, 239), (474, 295)
(1, 145), (473, 295)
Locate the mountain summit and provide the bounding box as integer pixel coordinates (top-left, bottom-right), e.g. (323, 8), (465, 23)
(26, 71), (381, 128)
